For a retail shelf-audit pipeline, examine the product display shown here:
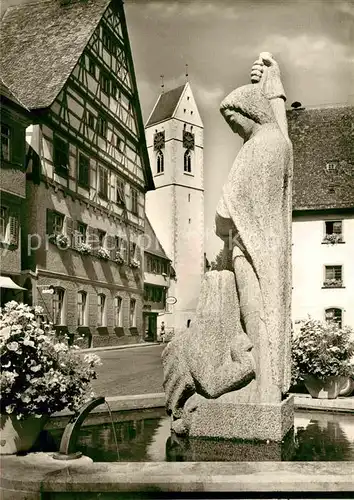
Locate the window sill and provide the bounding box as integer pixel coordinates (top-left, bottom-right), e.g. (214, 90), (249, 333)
(78, 182), (90, 190)
(183, 172), (194, 177)
(154, 172), (165, 177)
(321, 241), (345, 245)
(322, 286), (346, 289)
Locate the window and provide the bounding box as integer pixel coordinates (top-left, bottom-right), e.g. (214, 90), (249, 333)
(52, 288), (65, 325)
(130, 241), (136, 261)
(97, 230), (106, 248)
(111, 81), (118, 99)
(131, 188), (138, 215)
(97, 294), (106, 326)
(116, 178), (125, 205)
(1, 124), (10, 161)
(98, 166), (108, 199)
(325, 308), (342, 328)
(0, 206), (7, 241)
(53, 212), (64, 234)
(76, 222), (87, 245)
(100, 72), (110, 95)
(184, 150), (192, 173)
(77, 291), (87, 326)
(129, 298), (136, 327)
(102, 26), (113, 52)
(324, 221), (343, 243)
(114, 296), (122, 327)
(78, 153), (90, 188)
(87, 111), (95, 129)
(324, 265), (343, 287)
(97, 116), (107, 137)
(53, 135), (69, 177)
(88, 58), (96, 78)
(156, 150), (164, 174)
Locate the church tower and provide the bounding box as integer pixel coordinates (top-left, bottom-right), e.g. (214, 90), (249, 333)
(145, 82), (204, 336)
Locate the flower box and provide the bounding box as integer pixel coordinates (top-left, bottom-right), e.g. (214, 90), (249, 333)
(129, 259), (140, 269)
(323, 279), (342, 288)
(322, 234), (343, 244)
(97, 247), (110, 260)
(114, 252), (125, 265)
(76, 242), (92, 255)
(49, 233), (70, 249)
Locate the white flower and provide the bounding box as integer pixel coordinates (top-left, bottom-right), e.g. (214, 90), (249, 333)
(6, 405), (15, 414)
(2, 360), (11, 368)
(7, 341), (19, 352)
(21, 394), (31, 403)
(35, 414), (43, 419)
(0, 325), (11, 341)
(34, 306), (43, 315)
(23, 339), (35, 348)
(30, 365), (42, 372)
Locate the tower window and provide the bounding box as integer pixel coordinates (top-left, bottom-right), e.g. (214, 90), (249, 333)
(156, 150), (164, 174)
(188, 193), (191, 202)
(325, 308), (342, 328)
(184, 150), (192, 173)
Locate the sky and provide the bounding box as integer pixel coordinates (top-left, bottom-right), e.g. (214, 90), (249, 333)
(2, 0), (354, 258)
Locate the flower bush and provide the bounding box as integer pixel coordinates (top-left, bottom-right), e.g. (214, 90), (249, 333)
(323, 278), (342, 288)
(114, 251), (124, 265)
(54, 233), (70, 249)
(76, 242), (92, 255)
(97, 247), (110, 260)
(129, 258), (140, 269)
(323, 234), (343, 244)
(0, 301), (101, 420)
(291, 317), (354, 384)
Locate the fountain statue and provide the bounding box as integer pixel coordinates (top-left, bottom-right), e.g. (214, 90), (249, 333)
(162, 53), (294, 442)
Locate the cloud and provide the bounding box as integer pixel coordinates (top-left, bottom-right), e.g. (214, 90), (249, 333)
(336, 1), (354, 17)
(233, 33), (354, 70)
(194, 84), (225, 107)
(142, 1), (240, 21)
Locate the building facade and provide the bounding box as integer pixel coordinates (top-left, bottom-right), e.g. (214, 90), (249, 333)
(288, 105), (354, 330)
(143, 216), (171, 341)
(0, 0), (154, 346)
(145, 83), (204, 335)
(0, 82), (31, 305)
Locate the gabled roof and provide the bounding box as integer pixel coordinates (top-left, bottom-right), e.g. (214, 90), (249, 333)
(288, 105), (354, 211)
(0, 0), (110, 109)
(145, 84), (186, 127)
(144, 216), (170, 260)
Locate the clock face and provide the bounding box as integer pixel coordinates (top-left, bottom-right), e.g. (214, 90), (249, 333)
(154, 131), (165, 151)
(183, 131), (195, 150)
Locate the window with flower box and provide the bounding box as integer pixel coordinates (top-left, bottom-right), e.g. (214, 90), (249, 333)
(324, 265), (343, 288)
(97, 293), (106, 326)
(325, 308), (342, 328)
(323, 221), (343, 244)
(77, 291), (87, 326)
(52, 287), (65, 325)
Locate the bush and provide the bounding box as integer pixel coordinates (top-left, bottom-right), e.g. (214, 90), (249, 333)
(0, 301), (101, 420)
(291, 317), (354, 384)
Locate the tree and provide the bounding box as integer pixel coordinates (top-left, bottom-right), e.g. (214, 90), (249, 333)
(210, 248), (224, 271)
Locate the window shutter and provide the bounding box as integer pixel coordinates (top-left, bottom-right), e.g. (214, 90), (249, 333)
(122, 238), (128, 262)
(136, 244), (141, 262)
(12, 127), (25, 166)
(46, 209), (54, 236)
(106, 235), (115, 259)
(333, 221), (342, 234)
(66, 217), (74, 247)
(8, 216), (19, 246)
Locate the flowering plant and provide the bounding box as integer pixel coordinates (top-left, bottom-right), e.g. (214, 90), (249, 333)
(0, 301), (101, 420)
(323, 278), (342, 288)
(114, 251), (124, 265)
(291, 317), (354, 384)
(323, 234), (343, 244)
(129, 258), (140, 269)
(54, 233), (70, 249)
(97, 247), (110, 260)
(76, 242), (92, 255)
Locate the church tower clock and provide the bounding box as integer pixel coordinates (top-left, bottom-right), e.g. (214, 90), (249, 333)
(145, 82), (204, 336)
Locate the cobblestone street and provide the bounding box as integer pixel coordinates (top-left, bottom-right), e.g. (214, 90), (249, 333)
(91, 345), (165, 397)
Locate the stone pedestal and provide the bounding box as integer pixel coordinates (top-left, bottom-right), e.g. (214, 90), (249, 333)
(188, 394), (294, 442)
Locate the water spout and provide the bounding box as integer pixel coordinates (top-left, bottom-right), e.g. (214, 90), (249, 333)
(53, 396), (106, 460)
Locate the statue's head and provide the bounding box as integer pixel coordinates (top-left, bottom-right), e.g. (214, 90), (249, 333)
(220, 84), (275, 138)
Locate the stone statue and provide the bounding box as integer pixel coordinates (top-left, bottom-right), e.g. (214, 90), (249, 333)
(162, 53), (293, 439)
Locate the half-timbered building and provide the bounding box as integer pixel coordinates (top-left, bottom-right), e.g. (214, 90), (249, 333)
(0, 0), (154, 346)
